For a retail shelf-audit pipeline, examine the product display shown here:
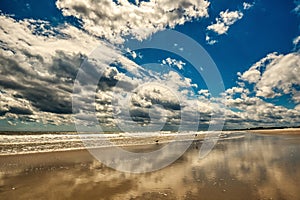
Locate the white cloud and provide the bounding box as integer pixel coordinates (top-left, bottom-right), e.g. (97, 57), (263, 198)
(56, 0), (210, 43)
(243, 2), (254, 10)
(238, 52), (279, 84)
(225, 87), (249, 96)
(239, 52), (300, 100)
(222, 90), (300, 128)
(255, 53), (300, 98)
(224, 29), (300, 127)
(0, 15), (103, 64)
(207, 10), (243, 35)
(292, 90), (300, 103)
(162, 57), (186, 70)
(293, 35), (300, 49)
(222, 48), (300, 128)
(207, 21), (229, 35)
(236, 51), (300, 112)
(0, 14), (204, 128)
(205, 34), (217, 45)
(198, 89), (210, 98)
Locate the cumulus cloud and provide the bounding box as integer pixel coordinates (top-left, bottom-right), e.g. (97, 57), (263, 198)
(222, 89), (300, 129)
(1, 1), (299, 130)
(0, 15), (96, 123)
(0, 13), (206, 129)
(256, 53), (300, 99)
(237, 52), (279, 83)
(0, 15), (100, 60)
(55, 0), (210, 43)
(221, 49), (300, 128)
(0, 14), (152, 126)
(238, 52), (300, 99)
(207, 10), (243, 35)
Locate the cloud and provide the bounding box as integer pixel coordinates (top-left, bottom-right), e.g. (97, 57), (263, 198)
(243, 2), (254, 10)
(1, 2), (299, 130)
(223, 92), (300, 129)
(55, 0), (210, 43)
(162, 57), (186, 70)
(293, 35), (300, 49)
(207, 10), (243, 35)
(0, 15), (100, 60)
(0, 13), (205, 128)
(205, 8), (245, 45)
(294, 0), (300, 15)
(205, 34), (217, 45)
(0, 91), (33, 116)
(237, 52), (279, 84)
(0, 15), (99, 118)
(0, 15), (206, 126)
(0, 14), (149, 125)
(219, 41), (300, 129)
(128, 84), (182, 126)
(238, 52), (300, 100)
(256, 53), (300, 99)
(219, 49), (300, 128)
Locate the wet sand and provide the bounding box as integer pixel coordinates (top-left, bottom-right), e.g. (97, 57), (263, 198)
(1, 132), (300, 200)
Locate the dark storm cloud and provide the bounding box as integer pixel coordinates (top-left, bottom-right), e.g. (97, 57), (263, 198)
(0, 51), (85, 115)
(0, 76), (25, 90)
(0, 50), (137, 117)
(21, 85), (72, 114)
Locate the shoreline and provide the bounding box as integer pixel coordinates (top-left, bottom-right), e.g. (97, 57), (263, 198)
(1, 128), (300, 157)
(2, 128), (298, 163)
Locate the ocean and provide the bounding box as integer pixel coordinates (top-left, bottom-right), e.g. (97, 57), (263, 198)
(0, 131), (245, 155)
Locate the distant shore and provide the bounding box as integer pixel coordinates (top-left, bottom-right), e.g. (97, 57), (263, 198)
(247, 127), (300, 135)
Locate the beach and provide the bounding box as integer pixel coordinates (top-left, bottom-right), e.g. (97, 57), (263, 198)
(0, 130), (300, 199)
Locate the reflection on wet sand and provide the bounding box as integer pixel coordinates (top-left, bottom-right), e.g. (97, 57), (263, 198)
(0, 133), (300, 200)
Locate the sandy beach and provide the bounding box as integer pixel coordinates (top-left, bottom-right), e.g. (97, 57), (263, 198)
(1, 131), (300, 200)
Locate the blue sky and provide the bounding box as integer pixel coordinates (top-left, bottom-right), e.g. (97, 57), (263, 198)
(0, 0), (299, 131)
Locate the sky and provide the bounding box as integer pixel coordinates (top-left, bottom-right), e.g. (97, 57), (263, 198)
(0, 0), (299, 131)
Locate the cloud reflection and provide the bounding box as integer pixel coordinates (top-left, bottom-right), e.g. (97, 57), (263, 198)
(0, 133), (300, 199)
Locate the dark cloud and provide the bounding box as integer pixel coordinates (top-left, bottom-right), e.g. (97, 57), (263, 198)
(9, 106), (33, 115)
(0, 51), (83, 115)
(0, 76), (25, 90)
(0, 55), (28, 76)
(21, 86), (72, 114)
(50, 51), (85, 80)
(129, 107), (151, 123)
